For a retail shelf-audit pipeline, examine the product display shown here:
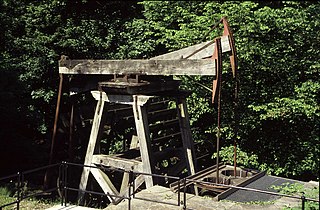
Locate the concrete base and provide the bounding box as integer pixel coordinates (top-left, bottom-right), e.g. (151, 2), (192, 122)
(104, 185), (302, 210)
(47, 204), (98, 210)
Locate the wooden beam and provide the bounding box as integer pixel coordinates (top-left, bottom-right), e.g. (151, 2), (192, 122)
(90, 167), (120, 203)
(120, 173), (130, 196)
(130, 135), (139, 149)
(150, 35), (231, 60)
(176, 96), (198, 194)
(59, 59), (216, 76)
(176, 97), (196, 175)
(91, 91), (152, 106)
(133, 96), (155, 188)
(92, 154), (143, 172)
(78, 99), (106, 202)
(151, 41), (214, 60)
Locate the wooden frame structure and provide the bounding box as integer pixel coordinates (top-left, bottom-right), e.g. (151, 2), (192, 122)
(75, 90), (197, 204)
(54, 16), (238, 205)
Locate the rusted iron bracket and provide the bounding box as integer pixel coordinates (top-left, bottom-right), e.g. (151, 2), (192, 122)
(211, 16), (238, 103)
(207, 17), (239, 181)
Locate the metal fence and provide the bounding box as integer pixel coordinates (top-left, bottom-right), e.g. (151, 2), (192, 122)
(0, 163), (60, 210)
(0, 162), (319, 210)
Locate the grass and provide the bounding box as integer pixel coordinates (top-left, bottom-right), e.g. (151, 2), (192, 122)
(0, 186), (59, 210)
(271, 182), (319, 210)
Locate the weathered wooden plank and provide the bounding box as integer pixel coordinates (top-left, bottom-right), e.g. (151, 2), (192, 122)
(150, 35), (230, 60)
(152, 132), (181, 144)
(149, 118), (180, 133)
(91, 91), (152, 106)
(151, 41), (214, 60)
(176, 96), (197, 195)
(148, 108), (177, 124)
(92, 154), (143, 172)
(133, 96), (155, 188)
(78, 99), (106, 202)
(120, 172), (129, 197)
(90, 167), (120, 203)
(169, 163), (226, 192)
(59, 59), (216, 76)
(130, 135), (139, 149)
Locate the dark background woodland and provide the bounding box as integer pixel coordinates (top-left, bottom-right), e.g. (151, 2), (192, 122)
(0, 1), (319, 181)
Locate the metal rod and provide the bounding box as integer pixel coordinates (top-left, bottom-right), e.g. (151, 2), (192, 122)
(187, 178), (319, 202)
(67, 187), (129, 199)
(64, 162), (68, 206)
(1, 161), (319, 210)
(301, 192), (305, 210)
(128, 171), (131, 210)
(21, 173), (24, 203)
(183, 178), (187, 210)
(178, 179), (180, 206)
(68, 102), (74, 161)
(61, 162), (65, 206)
(49, 73), (64, 164)
(132, 172), (135, 198)
(16, 172), (21, 210)
(215, 38), (223, 184)
(234, 141), (237, 178)
(22, 163), (60, 175)
(44, 74), (64, 188)
(59, 163), (63, 206)
(233, 57), (239, 179)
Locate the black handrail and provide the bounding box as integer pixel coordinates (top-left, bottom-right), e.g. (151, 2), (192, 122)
(0, 163), (61, 210)
(61, 161), (319, 210)
(1, 161), (319, 210)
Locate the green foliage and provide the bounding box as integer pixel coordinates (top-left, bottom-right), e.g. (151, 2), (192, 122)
(271, 182), (304, 195)
(0, 186), (13, 197)
(0, 0), (319, 181)
(136, 1), (320, 179)
(271, 182), (319, 210)
(212, 145), (260, 169)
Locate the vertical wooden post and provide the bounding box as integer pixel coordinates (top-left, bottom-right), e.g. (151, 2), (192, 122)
(78, 98), (106, 202)
(132, 95), (154, 188)
(176, 96), (197, 176)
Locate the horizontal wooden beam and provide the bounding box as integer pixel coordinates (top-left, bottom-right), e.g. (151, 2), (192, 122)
(59, 59), (216, 76)
(91, 91), (152, 105)
(92, 154), (143, 172)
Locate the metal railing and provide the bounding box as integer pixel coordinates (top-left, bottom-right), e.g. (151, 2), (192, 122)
(60, 162), (182, 210)
(0, 163), (60, 210)
(0, 162), (319, 210)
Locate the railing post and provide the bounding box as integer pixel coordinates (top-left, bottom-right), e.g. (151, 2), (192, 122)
(183, 178), (187, 210)
(59, 162), (64, 206)
(128, 171), (131, 210)
(64, 161), (68, 206)
(178, 179), (181, 206)
(131, 171), (135, 198)
(16, 172), (21, 210)
(301, 192), (305, 210)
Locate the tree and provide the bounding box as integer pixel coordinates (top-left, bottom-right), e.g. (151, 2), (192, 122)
(126, 1), (320, 180)
(0, 0), (318, 180)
